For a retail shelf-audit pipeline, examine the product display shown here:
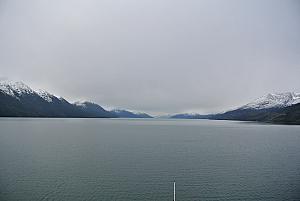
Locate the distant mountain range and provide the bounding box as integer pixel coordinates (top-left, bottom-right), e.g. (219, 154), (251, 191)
(0, 80), (151, 118)
(0, 80), (299, 124)
(170, 92), (300, 124)
(170, 113), (212, 119)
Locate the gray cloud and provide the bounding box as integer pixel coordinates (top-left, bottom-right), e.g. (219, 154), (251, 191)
(1, 0), (300, 115)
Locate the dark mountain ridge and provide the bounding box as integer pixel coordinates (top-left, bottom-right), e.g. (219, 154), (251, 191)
(110, 109), (153, 118)
(211, 104), (300, 124)
(0, 80), (115, 118)
(170, 93), (300, 124)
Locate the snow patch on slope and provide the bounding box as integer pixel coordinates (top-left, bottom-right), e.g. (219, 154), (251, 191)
(74, 101), (89, 108)
(37, 89), (53, 102)
(111, 109), (141, 115)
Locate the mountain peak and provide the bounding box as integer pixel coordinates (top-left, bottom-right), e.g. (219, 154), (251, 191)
(241, 92), (300, 110)
(0, 79), (115, 118)
(0, 79), (35, 98)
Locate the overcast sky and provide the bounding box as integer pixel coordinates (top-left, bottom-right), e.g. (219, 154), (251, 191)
(0, 0), (300, 115)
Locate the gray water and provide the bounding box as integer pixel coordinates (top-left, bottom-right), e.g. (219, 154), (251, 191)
(0, 118), (299, 201)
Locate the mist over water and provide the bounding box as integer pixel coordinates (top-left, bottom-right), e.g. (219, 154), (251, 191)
(0, 118), (299, 201)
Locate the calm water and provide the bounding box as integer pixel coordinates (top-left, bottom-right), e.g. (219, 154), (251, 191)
(0, 118), (300, 201)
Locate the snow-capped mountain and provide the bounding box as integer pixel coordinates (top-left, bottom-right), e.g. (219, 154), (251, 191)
(0, 79), (150, 118)
(167, 92), (300, 124)
(208, 92), (300, 124)
(240, 92), (300, 110)
(0, 80), (35, 98)
(0, 79), (57, 102)
(0, 80), (115, 118)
